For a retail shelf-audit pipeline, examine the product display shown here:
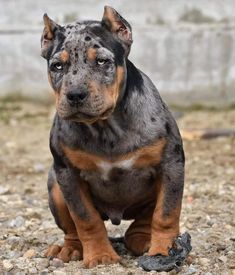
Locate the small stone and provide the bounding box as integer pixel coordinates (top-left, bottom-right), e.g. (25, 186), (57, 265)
(199, 257), (210, 266)
(34, 163), (45, 173)
(231, 270), (235, 275)
(35, 258), (49, 269)
(185, 265), (197, 275)
(23, 249), (36, 259)
(53, 270), (66, 275)
(8, 216), (25, 227)
(218, 255), (227, 263)
(7, 236), (21, 244)
(186, 255), (194, 264)
(3, 259), (13, 271)
(0, 186), (10, 195)
(40, 269), (49, 275)
(216, 244), (226, 252)
(4, 250), (22, 259)
(28, 267), (38, 274)
(5, 141), (16, 148)
(50, 258), (64, 268)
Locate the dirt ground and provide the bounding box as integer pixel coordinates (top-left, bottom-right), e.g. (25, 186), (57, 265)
(0, 101), (234, 275)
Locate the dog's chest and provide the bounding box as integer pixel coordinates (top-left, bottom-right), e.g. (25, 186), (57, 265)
(87, 157), (136, 180)
(62, 137), (166, 182)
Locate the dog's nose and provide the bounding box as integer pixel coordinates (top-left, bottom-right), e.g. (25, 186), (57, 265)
(66, 90), (88, 105)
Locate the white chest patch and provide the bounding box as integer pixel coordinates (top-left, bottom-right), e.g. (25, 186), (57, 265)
(97, 157), (136, 180)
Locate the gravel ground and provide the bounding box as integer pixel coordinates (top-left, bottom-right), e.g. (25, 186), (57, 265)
(0, 101), (234, 275)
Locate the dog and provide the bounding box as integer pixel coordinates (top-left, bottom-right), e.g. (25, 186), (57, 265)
(41, 6), (185, 268)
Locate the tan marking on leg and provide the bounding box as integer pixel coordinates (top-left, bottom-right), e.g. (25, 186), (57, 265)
(51, 183), (78, 233)
(125, 216), (152, 256)
(149, 179), (181, 256)
(45, 182), (82, 262)
(68, 182), (120, 268)
(60, 50), (69, 62)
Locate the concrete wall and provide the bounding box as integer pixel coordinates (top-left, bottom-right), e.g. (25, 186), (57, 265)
(1, 0), (235, 106)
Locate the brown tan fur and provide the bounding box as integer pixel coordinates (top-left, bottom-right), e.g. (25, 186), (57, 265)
(148, 179), (181, 256)
(86, 47), (97, 61)
(103, 7), (121, 33)
(43, 14), (54, 40)
(45, 182), (82, 262)
(68, 182), (120, 268)
(60, 50), (70, 62)
(61, 138), (166, 171)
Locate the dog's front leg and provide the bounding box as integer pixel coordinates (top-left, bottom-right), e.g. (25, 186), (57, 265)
(56, 167), (120, 268)
(149, 150), (184, 256)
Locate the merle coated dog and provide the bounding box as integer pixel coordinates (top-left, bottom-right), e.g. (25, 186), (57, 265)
(41, 6), (185, 268)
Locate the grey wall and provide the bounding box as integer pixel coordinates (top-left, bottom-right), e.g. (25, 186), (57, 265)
(1, 0), (235, 106)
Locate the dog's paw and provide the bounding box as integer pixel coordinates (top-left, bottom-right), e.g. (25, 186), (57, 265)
(83, 251), (121, 268)
(138, 232), (192, 272)
(45, 244), (82, 263)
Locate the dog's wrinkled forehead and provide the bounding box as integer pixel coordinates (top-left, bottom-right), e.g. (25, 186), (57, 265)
(55, 21), (116, 64)
(41, 6), (133, 62)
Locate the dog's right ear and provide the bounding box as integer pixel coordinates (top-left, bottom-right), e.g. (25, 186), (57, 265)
(41, 14), (60, 59)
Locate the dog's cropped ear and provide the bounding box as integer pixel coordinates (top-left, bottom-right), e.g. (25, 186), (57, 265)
(41, 14), (60, 59)
(102, 6), (133, 56)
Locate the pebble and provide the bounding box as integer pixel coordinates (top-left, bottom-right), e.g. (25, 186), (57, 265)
(53, 270), (66, 275)
(34, 163), (45, 173)
(216, 244), (226, 252)
(7, 236), (21, 244)
(34, 258), (50, 269)
(199, 257), (210, 266)
(23, 249), (36, 259)
(218, 255), (227, 263)
(8, 216), (25, 227)
(28, 267), (38, 274)
(40, 269), (49, 275)
(186, 255), (194, 264)
(50, 258), (64, 268)
(184, 265), (197, 275)
(4, 250), (22, 259)
(3, 259), (13, 271)
(231, 270), (235, 275)
(0, 186), (10, 195)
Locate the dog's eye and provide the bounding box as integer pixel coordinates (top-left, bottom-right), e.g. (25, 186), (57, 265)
(53, 62), (63, 71)
(97, 58), (107, 66)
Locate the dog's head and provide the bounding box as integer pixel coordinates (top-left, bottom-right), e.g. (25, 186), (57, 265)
(41, 6), (132, 123)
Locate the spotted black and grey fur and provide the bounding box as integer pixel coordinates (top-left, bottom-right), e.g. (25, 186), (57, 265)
(41, 6), (185, 267)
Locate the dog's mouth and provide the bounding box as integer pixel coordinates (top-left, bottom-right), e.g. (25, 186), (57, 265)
(62, 107), (114, 123)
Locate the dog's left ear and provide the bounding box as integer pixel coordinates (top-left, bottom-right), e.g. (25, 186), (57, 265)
(102, 6), (132, 56)
(41, 14), (61, 59)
